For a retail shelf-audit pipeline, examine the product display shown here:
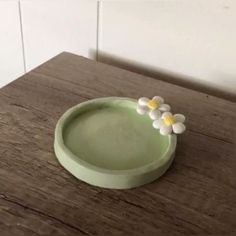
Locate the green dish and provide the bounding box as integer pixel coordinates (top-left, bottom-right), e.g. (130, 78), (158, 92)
(54, 97), (177, 189)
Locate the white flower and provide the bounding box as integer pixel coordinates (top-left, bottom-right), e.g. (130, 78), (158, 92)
(153, 112), (186, 135)
(136, 96), (171, 120)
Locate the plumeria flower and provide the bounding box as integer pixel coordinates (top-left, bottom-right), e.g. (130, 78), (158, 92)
(136, 96), (171, 120)
(153, 112), (186, 135)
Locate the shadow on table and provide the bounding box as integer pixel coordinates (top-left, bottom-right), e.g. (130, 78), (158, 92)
(90, 50), (235, 102)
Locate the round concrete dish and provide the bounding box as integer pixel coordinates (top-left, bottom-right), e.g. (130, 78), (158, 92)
(54, 97), (177, 189)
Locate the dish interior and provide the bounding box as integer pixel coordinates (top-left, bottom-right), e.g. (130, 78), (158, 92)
(63, 102), (170, 170)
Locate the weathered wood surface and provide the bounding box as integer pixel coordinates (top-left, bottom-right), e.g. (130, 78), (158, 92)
(0, 52), (235, 235)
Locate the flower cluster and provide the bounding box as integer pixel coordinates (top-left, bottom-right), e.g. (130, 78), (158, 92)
(136, 96), (186, 135)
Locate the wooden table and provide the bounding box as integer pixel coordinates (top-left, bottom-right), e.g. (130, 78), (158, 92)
(0, 52), (235, 235)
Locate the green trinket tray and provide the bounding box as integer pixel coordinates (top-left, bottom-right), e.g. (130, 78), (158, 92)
(54, 97), (177, 189)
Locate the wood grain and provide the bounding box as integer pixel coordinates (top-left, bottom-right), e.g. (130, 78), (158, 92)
(0, 52), (235, 235)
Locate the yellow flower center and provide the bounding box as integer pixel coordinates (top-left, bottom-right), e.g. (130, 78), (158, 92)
(164, 115), (176, 126)
(147, 99), (159, 110)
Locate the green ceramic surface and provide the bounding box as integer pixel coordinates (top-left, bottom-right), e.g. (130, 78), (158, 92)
(54, 97), (177, 189)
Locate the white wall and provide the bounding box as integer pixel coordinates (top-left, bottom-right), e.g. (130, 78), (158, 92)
(21, 0), (97, 71)
(0, 0), (236, 98)
(99, 0), (236, 97)
(0, 0), (24, 87)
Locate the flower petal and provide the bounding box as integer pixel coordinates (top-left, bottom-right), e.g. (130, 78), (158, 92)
(161, 111), (172, 119)
(149, 109), (161, 120)
(138, 97), (149, 106)
(136, 104), (149, 115)
(159, 104), (171, 112)
(172, 122), (186, 134)
(174, 114), (185, 123)
(160, 125), (172, 135)
(153, 96), (164, 104)
(153, 119), (165, 129)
